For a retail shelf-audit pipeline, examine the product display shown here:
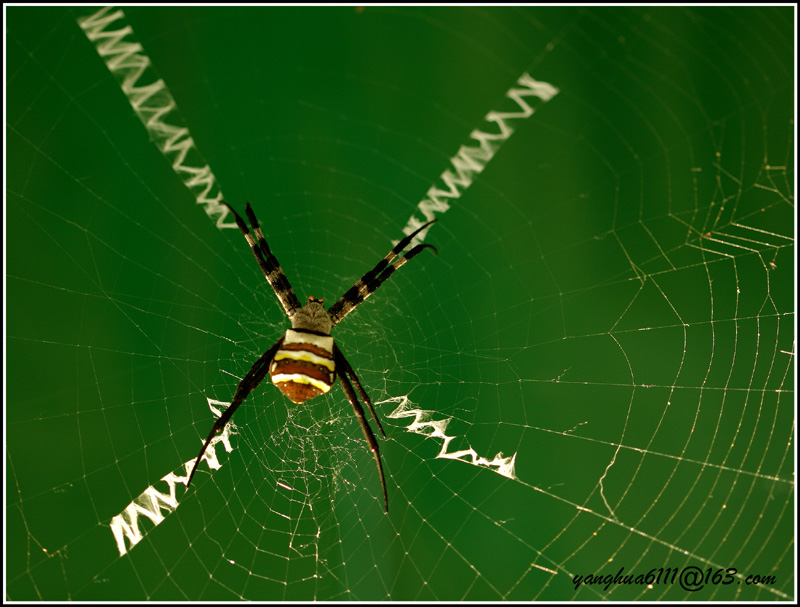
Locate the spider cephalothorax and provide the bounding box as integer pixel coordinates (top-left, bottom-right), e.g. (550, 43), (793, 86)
(186, 202), (436, 512)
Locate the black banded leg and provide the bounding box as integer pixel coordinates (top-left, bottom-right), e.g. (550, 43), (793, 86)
(187, 337), (284, 488)
(328, 220), (437, 326)
(334, 347), (389, 513)
(223, 201), (302, 318)
(334, 344), (385, 438)
(363, 241), (436, 300)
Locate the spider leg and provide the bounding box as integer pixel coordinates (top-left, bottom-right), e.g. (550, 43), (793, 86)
(334, 346), (389, 513)
(223, 201), (302, 318)
(187, 337), (284, 488)
(334, 343), (385, 438)
(327, 219), (437, 326)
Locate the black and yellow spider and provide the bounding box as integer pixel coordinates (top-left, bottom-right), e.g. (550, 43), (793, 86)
(187, 202), (437, 512)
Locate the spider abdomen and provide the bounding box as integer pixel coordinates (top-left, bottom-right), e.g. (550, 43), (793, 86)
(270, 329), (335, 404)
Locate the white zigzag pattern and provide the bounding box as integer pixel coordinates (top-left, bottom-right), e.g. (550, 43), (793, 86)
(77, 6), (234, 228)
(385, 395), (518, 479)
(109, 397), (236, 556)
(399, 72), (560, 247)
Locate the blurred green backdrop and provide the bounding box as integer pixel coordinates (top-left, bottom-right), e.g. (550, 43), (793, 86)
(6, 5), (794, 601)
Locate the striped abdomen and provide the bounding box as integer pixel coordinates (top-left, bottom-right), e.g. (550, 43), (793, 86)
(270, 329), (335, 404)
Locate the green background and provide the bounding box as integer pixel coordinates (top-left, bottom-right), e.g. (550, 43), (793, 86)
(6, 6), (794, 601)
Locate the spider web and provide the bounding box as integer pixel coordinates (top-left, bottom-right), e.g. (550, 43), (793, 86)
(5, 5), (795, 601)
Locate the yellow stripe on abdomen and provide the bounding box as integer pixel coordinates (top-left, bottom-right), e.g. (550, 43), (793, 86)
(270, 329), (336, 404)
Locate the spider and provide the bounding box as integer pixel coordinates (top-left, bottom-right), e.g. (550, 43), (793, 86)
(186, 201), (437, 512)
